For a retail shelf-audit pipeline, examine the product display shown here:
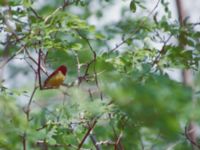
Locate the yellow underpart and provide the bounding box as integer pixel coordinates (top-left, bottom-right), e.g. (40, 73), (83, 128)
(45, 71), (65, 88)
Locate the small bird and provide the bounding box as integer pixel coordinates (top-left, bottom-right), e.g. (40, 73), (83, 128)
(44, 65), (67, 88)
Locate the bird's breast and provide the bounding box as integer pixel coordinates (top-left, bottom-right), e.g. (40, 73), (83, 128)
(44, 71), (66, 88)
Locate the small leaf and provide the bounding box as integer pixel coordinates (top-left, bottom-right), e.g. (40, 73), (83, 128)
(22, 0), (31, 7)
(130, 0), (137, 13)
(71, 43), (82, 51)
(126, 38), (132, 45)
(95, 33), (105, 40)
(88, 25), (96, 32)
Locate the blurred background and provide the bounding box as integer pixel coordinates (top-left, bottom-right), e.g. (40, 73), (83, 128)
(1, 0), (200, 149)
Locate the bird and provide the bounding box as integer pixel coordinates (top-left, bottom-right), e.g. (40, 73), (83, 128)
(44, 65), (67, 88)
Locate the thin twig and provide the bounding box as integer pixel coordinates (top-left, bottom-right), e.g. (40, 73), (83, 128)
(24, 48), (48, 75)
(78, 120), (97, 150)
(185, 125), (200, 149)
(76, 30), (103, 100)
(22, 133), (26, 150)
(29, 7), (43, 20)
(152, 34), (173, 67)
(62, 0), (70, 10)
(114, 132), (123, 150)
(25, 87), (38, 121)
(90, 134), (101, 150)
(109, 115), (124, 150)
(0, 45), (25, 69)
(38, 49), (43, 89)
(96, 140), (115, 146)
(88, 89), (93, 101)
(108, 0), (161, 53)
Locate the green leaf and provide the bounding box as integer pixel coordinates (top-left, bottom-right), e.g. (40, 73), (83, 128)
(95, 33), (105, 40)
(88, 25), (96, 32)
(22, 0), (31, 7)
(71, 43), (83, 51)
(130, 0), (137, 13)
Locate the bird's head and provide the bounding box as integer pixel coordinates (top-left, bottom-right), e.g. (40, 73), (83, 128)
(58, 65), (67, 75)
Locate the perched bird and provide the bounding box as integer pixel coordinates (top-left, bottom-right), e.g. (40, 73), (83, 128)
(44, 65), (67, 88)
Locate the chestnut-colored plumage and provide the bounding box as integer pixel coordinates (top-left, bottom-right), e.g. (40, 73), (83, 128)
(44, 65), (67, 88)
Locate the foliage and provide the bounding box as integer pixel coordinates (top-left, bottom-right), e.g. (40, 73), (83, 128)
(0, 0), (200, 149)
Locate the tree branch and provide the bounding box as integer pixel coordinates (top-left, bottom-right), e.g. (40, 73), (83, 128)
(76, 30), (103, 100)
(90, 134), (101, 150)
(185, 125), (200, 149)
(78, 120), (97, 150)
(24, 87), (38, 121)
(21, 133), (26, 150)
(0, 45), (25, 69)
